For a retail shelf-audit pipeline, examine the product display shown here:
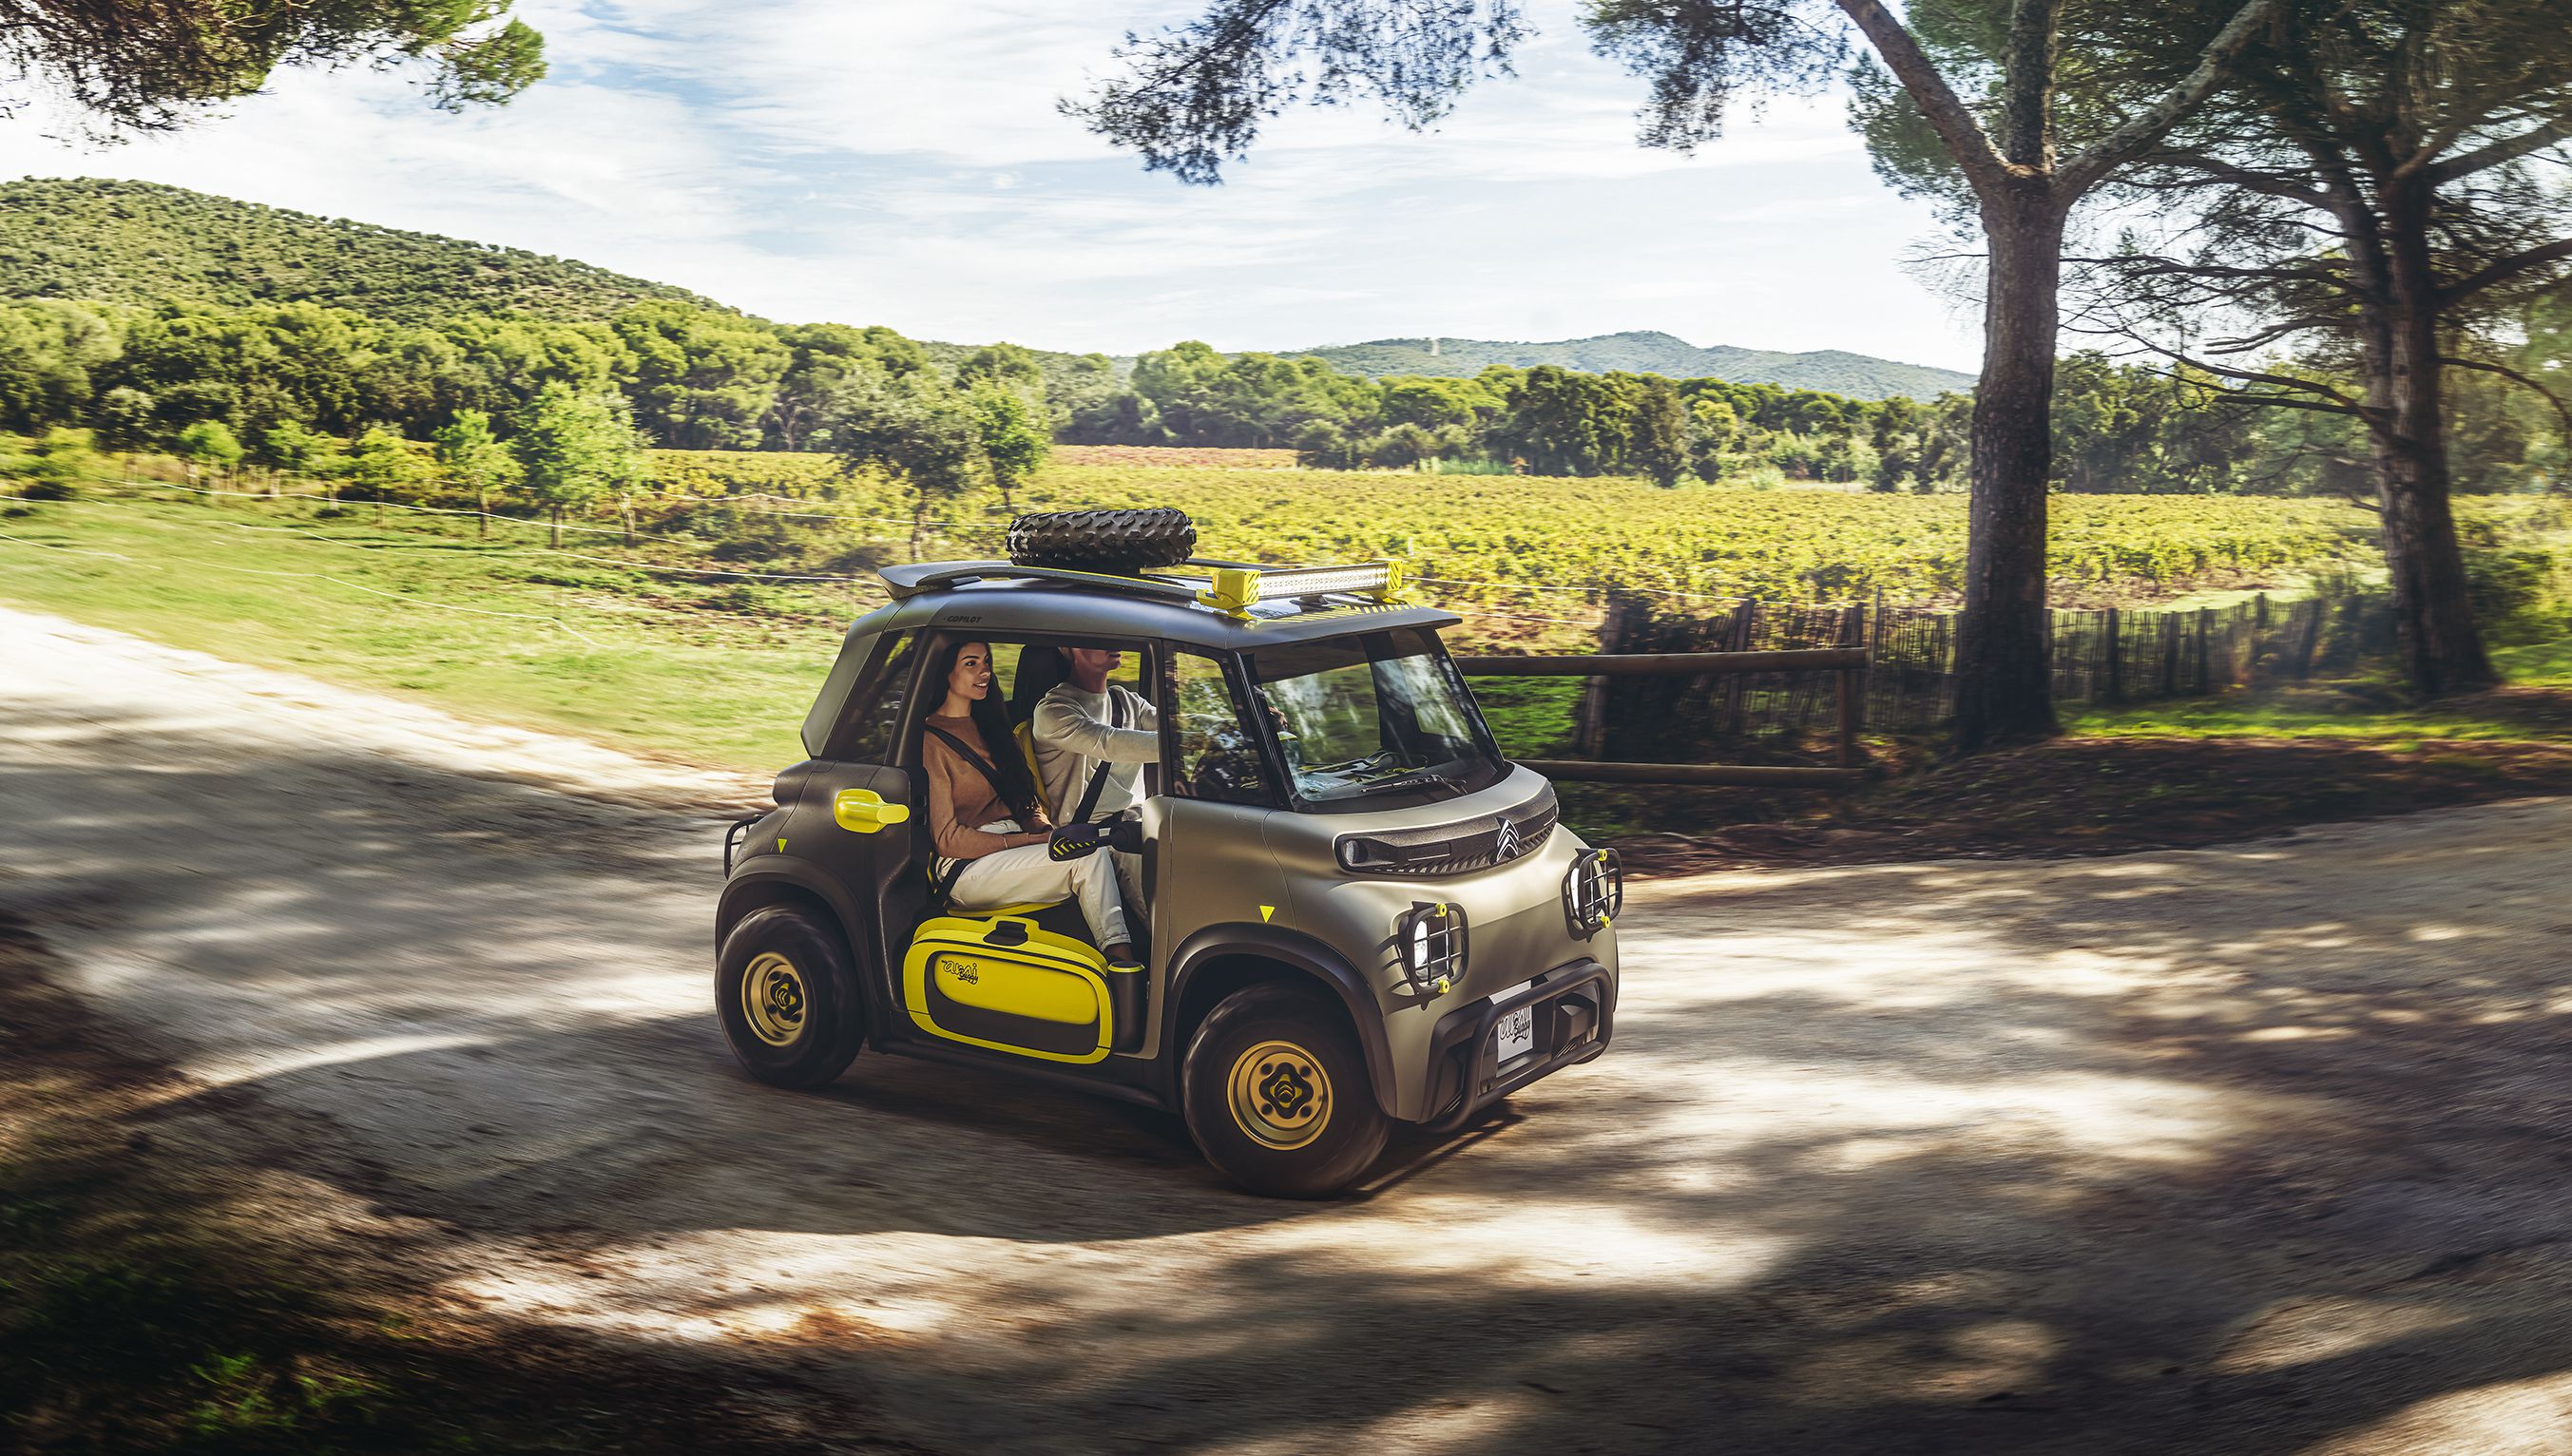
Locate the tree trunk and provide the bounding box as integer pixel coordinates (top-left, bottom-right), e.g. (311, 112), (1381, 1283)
(1951, 187), (2068, 751)
(2370, 180), (2496, 697)
(476, 488), (488, 539)
(911, 491), (927, 562)
(550, 506), (562, 549)
(621, 491), (635, 547)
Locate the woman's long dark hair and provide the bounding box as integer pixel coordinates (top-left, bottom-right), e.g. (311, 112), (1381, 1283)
(928, 637), (1042, 826)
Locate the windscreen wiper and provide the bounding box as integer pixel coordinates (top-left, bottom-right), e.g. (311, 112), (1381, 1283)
(1364, 770), (1465, 798)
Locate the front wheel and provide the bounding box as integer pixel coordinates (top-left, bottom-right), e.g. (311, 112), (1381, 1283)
(1183, 983), (1389, 1198)
(717, 906), (864, 1088)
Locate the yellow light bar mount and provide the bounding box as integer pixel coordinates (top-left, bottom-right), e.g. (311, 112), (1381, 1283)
(1194, 559), (1420, 620)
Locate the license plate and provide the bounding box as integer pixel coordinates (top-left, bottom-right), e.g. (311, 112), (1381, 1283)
(1495, 1006), (1534, 1063)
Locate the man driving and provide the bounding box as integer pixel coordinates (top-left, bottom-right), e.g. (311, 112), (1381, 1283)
(1030, 645), (1160, 908)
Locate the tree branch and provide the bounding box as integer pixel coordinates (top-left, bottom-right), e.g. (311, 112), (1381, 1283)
(2440, 236), (2572, 306)
(2443, 354), (2572, 444)
(2056, 0), (2285, 197)
(2121, 335), (2378, 418)
(2208, 314), (2350, 354)
(2145, 151), (2336, 211)
(2423, 115), (2572, 186)
(1832, 0), (2011, 197)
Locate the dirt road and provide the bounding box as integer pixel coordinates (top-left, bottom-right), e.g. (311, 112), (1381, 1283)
(7, 603), (2572, 1455)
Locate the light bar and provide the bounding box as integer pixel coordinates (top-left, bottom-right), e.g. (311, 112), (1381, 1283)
(1195, 560), (1417, 619)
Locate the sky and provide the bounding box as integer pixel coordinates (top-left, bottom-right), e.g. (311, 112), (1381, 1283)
(0, 1), (1984, 372)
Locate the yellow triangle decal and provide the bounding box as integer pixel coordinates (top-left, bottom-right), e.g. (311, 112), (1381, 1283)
(1258, 904), (1276, 922)
(776, 837), (787, 853)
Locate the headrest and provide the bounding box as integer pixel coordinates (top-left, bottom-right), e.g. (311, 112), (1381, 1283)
(1010, 645), (1070, 724)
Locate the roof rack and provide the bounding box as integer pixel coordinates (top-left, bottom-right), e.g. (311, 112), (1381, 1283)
(877, 561), (1202, 603)
(877, 556), (1421, 618)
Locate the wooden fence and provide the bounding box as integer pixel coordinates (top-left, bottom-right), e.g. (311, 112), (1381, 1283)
(1450, 647), (1869, 787)
(1452, 584), (2395, 785)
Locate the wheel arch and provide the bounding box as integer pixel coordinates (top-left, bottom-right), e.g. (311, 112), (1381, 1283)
(1166, 925), (1397, 1118)
(717, 865), (884, 1032)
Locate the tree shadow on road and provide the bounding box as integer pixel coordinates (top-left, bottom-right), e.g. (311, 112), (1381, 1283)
(11, 703), (2572, 1452)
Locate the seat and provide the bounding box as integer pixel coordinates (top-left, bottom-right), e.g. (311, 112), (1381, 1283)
(1011, 720), (1060, 820)
(919, 859), (1083, 942)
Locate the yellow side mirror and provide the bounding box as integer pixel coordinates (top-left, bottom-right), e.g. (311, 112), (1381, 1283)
(834, 788), (912, 833)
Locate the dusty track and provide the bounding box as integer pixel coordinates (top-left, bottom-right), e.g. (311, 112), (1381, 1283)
(6, 603), (2572, 1454)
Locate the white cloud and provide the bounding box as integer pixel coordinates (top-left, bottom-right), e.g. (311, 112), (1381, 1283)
(0, 0), (1983, 371)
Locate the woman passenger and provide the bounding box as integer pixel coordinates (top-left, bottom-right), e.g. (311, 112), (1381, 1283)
(920, 640), (1137, 967)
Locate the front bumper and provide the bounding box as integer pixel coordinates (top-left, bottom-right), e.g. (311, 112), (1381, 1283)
(1417, 958), (1614, 1132)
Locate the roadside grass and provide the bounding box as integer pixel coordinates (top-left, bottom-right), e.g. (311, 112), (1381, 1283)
(0, 490), (845, 772)
(2065, 635), (2572, 746)
(0, 920), (843, 1455)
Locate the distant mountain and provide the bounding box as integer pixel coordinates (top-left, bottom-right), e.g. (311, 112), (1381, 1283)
(0, 180), (1968, 401)
(1286, 331), (1977, 400)
(0, 177), (722, 324)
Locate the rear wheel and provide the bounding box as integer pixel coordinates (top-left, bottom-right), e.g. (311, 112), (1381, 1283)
(1183, 983), (1388, 1198)
(717, 906), (864, 1088)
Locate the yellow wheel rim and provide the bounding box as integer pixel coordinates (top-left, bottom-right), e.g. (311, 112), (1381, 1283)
(741, 951), (809, 1047)
(1226, 1039), (1332, 1151)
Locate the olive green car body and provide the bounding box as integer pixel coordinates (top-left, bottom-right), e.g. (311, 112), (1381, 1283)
(716, 560), (1620, 1135)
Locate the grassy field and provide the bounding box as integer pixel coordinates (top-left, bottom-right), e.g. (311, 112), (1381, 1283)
(643, 450), (2443, 642)
(0, 490), (844, 770)
(4, 467), (2568, 798)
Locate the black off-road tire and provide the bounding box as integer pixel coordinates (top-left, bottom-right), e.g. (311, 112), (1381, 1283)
(716, 906), (865, 1089)
(1007, 508), (1197, 574)
(1183, 982), (1389, 1198)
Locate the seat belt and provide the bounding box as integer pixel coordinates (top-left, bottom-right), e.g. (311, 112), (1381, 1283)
(924, 723), (1015, 906)
(1068, 688), (1129, 825)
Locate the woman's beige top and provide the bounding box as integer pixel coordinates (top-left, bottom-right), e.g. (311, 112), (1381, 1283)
(922, 713), (1050, 861)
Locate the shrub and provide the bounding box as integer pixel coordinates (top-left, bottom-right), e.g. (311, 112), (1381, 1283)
(2464, 547), (2555, 635)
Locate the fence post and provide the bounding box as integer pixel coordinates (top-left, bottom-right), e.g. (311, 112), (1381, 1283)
(1836, 603), (1866, 768)
(1575, 591), (1624, 758)
(2197, 607), (2215, 693)
(2104, 606), (2122, 704)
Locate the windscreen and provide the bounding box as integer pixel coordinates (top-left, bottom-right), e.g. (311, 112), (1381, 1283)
(1243, 628), (1505, 806)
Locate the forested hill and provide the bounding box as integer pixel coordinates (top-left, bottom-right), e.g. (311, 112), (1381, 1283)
(1289, 332), (1977, 401)
(0, 177), (721, 324)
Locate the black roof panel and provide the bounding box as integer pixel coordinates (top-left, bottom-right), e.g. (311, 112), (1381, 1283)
(900, 575), (1460, 648)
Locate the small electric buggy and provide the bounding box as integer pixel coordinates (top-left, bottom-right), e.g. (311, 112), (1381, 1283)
(715, 508), (1621, 1197)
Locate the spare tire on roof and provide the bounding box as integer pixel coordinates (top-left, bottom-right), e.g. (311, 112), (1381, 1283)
(1007, 508), (1197, 575)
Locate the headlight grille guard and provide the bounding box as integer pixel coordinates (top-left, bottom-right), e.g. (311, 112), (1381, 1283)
(1562, 847), (1622, 940)
(1393, 900), (1469, 996)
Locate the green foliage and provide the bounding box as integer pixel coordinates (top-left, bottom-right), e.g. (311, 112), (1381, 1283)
(0, 299), (119, 431)
(8, 428), (96, 498)
(0, 179), (2559, 501)
(255, 418), (327, 474)
(612, 299), (788, 450)
(0, 179), (686, 323)
(828, 370), (988, 539)
(0, 2), (544, 135)
(968, 379), (1051, 505)
(513, 386), (642, 521)
(89, 384), (158, 454)
(344, 425), (425, 501)
(171, 419), (240, 479)
(432, 409), (519, 494)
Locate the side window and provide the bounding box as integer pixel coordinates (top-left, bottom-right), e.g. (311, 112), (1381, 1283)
(838, 630), (918, 763)
(1165, 651), (1276, 807)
